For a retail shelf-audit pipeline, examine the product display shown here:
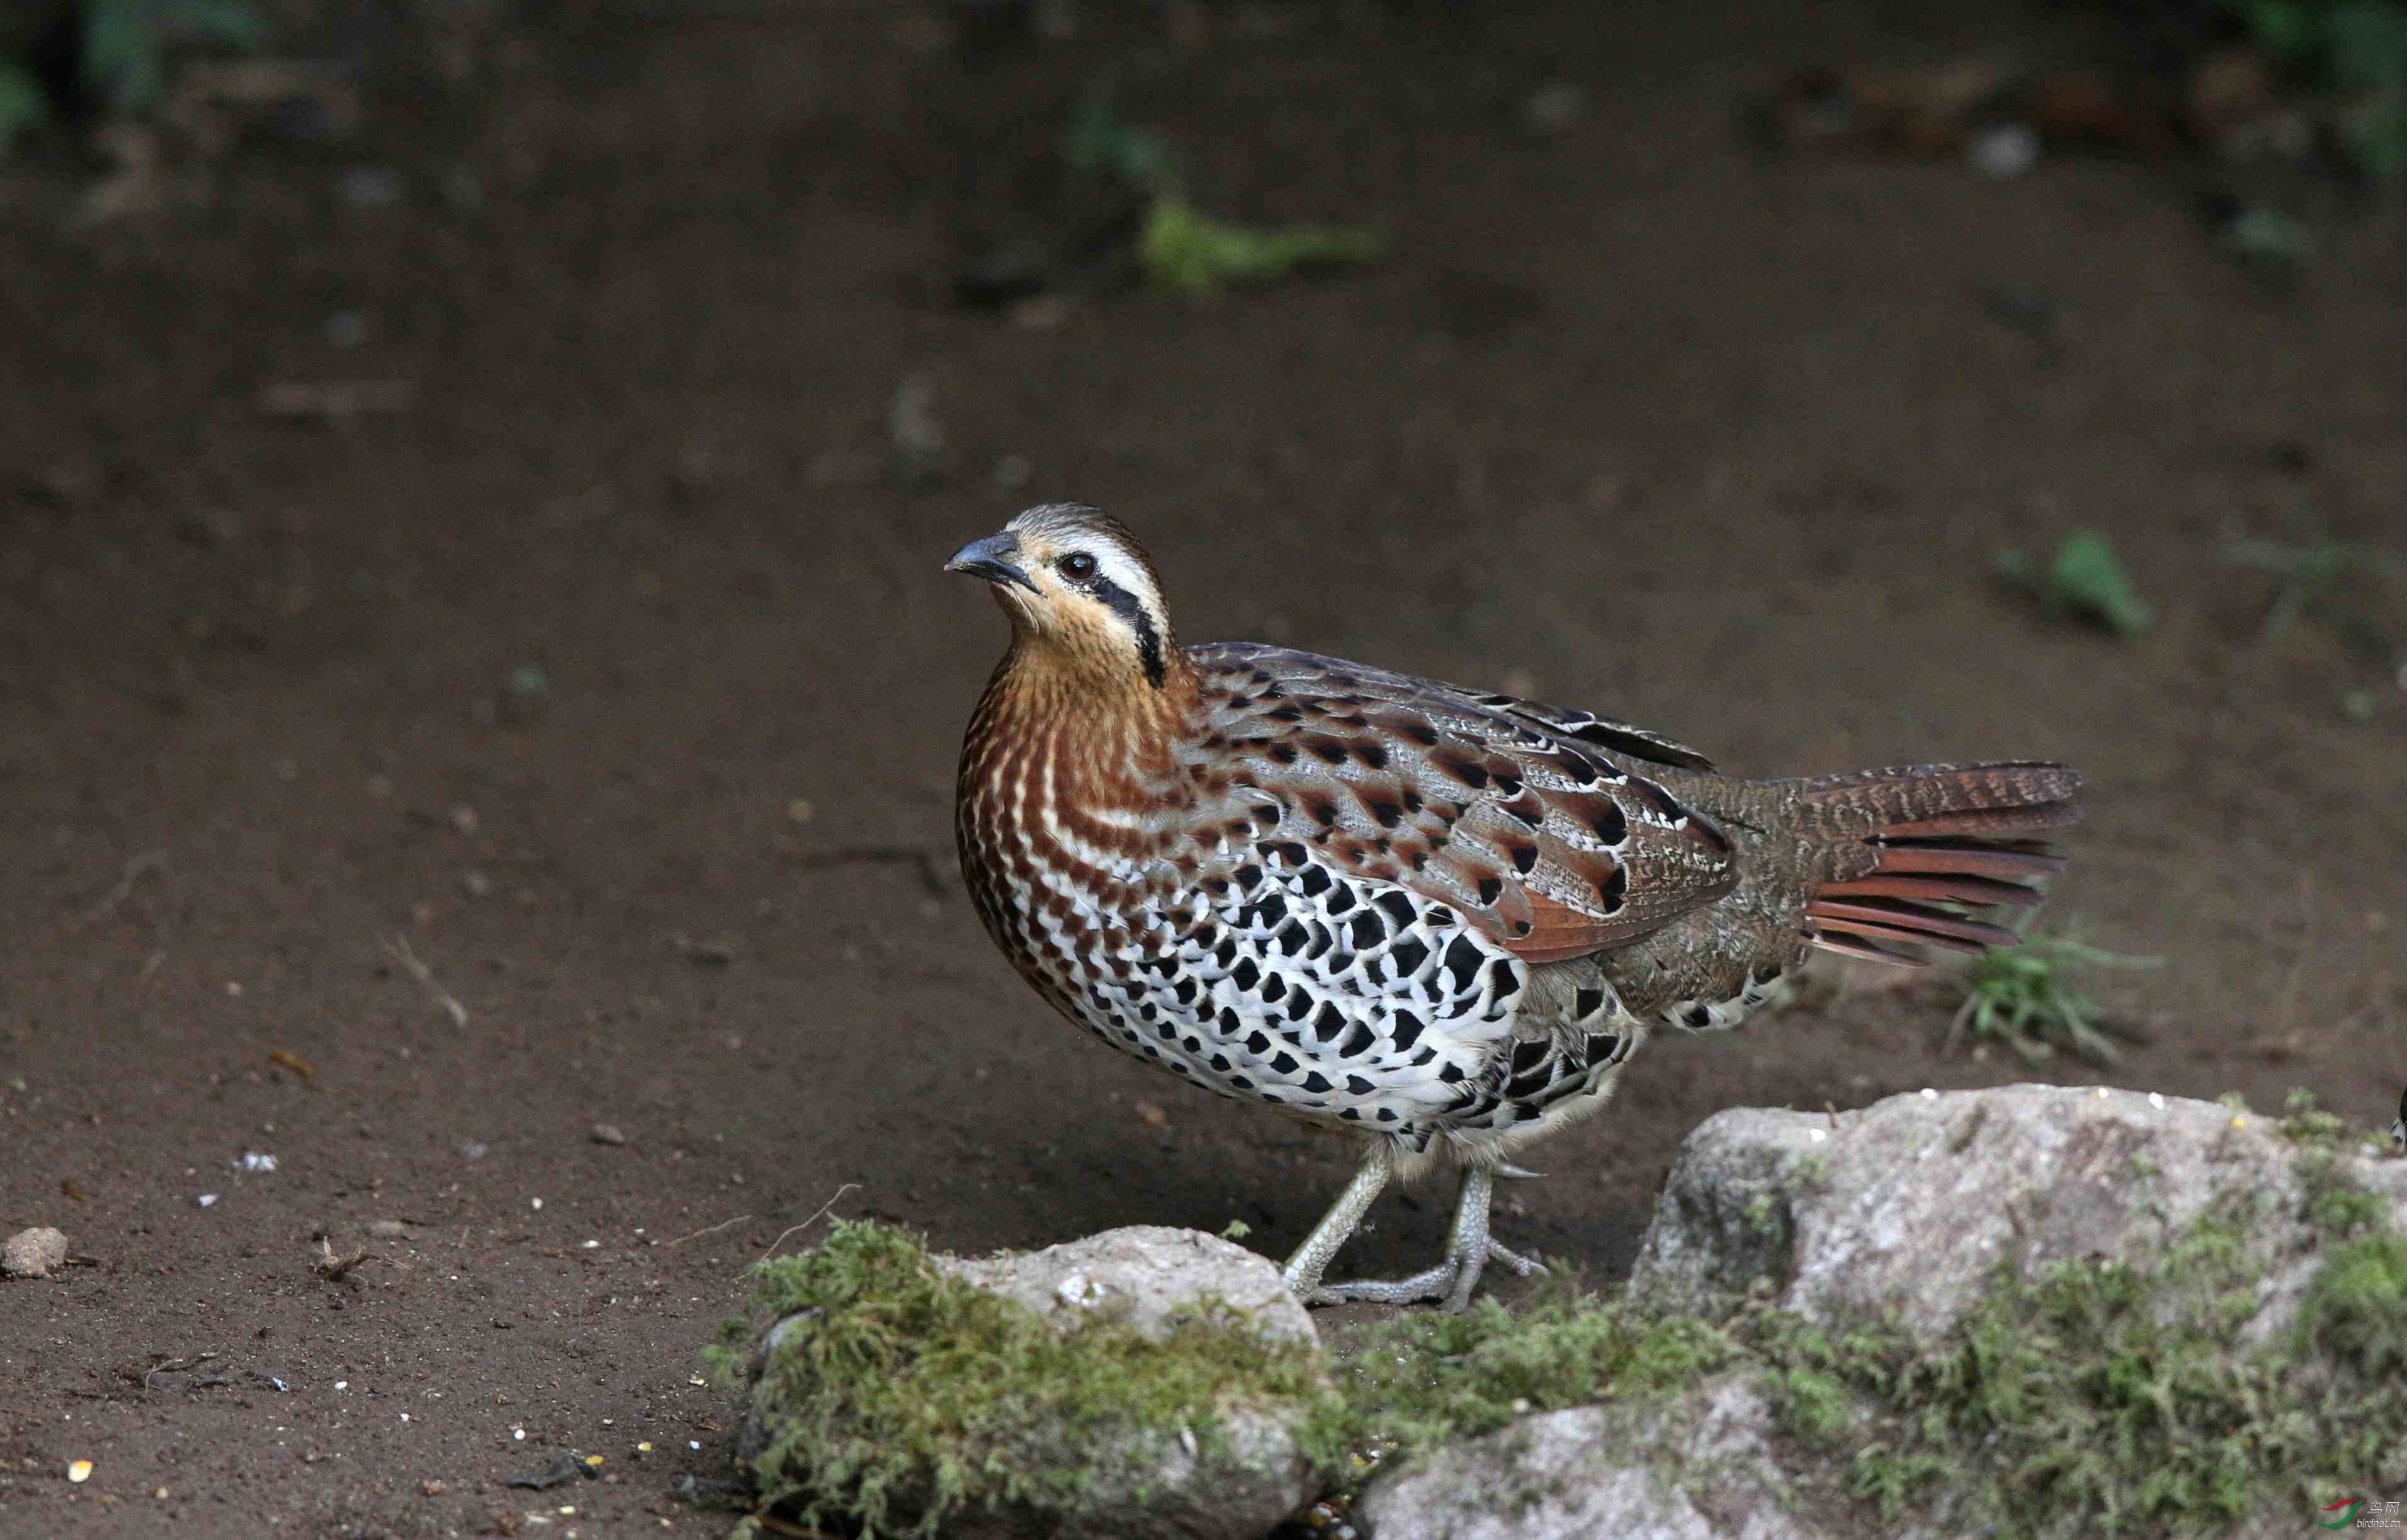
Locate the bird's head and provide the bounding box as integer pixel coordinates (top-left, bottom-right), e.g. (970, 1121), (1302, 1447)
(946, 503), (1177, 691)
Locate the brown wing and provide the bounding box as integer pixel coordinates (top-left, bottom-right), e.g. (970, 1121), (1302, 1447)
(1187, 643), (1736, 963)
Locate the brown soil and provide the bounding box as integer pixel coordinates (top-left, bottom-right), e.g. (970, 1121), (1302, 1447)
(3, 3), (2402, 1535)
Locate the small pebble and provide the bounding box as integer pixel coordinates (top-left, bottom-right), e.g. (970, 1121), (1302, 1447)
(590, 1124), (626, 1147)
(366, 1220), (409, 1239)
(67, 1459), (92, 1483)
(3, 1226), (69, 1279)
(196, 1194), (220, 1209)
(1968, 121), (2040, 178)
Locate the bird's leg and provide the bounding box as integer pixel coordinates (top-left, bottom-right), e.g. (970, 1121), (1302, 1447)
(1280, 1153), (1391, 1301)
(1298, 1163), (1547, 1311)
(1437, 1167), (1546, 1312)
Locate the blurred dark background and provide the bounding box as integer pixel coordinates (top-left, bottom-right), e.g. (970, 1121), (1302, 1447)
(1, 1), (2402, 1531)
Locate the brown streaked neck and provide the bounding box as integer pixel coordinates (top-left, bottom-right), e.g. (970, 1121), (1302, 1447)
(971, 636), (1203, 803)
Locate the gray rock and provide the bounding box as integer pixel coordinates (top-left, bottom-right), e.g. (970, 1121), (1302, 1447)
(1629, 1084), (2407, 1344)
(1357, 1378), (1881, 1540)
(740, 1225), (1325, 1540)
(3, 1226), (69, 1279)
(944, 1225), (1318, 1346)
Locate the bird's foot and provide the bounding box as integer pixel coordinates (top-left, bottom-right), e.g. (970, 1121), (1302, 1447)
(1303, 1229), (1545, 1312)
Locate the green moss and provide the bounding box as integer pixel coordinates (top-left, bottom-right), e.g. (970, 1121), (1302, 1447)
(718, 1220), (1336, 1538)
(2281, 1086), (2354, 1148)
(1323, 1273), (1736, 1452)
(1850, 1442), (1959, 1520)
(2280, 1090), (2394, 1238)
(2293, 1230), (2407, 1377)
(1765, 1364), (1852, 1441)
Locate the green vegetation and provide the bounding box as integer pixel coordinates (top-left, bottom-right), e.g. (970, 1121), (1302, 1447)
(84, 0), (266, 112)
(0, 60), (47, 153)
(2224, 535), (2398, 659)
(0, 0), (268, 157)
(1062, 81), (1382, 298)
(1140, 198), (1386, 298)
(1948, 911), (2160, 1065)
(1996, 529), (2153, 637)
(1326, 1273), (1738, 1451)
(2230, 0), (2407, 186)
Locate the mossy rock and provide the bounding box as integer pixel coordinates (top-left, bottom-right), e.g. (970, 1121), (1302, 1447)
(1342, 1088), (2407, 1537)
(1631, 1084), (2407, 1345)
(725, 1223), (1335, 1540)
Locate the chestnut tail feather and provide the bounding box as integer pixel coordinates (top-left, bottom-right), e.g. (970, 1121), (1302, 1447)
(1783, 762), (2081, 966)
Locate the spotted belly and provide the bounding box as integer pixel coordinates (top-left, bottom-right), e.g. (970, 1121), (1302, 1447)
(988, 842), (1691, 1155)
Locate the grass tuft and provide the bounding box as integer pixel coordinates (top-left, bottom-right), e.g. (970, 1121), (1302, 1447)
(1996, 529), (2153, 637)
(1139, 197), (1384, 297)
(1058, 77), (1382, 298)
(1948, 912), (2159, 1065)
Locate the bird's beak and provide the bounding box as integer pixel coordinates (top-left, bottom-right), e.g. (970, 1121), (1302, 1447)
(945, 533), (1038, 594)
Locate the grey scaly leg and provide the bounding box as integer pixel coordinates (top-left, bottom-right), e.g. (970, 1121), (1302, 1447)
(1298, 1164), (1546, 1311)
(1437, 1167), (1546, 1311)
(1280, 1154), (1390, 1301)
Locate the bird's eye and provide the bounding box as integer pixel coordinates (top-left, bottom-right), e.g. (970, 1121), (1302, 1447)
(1058, 552), (1098, 582)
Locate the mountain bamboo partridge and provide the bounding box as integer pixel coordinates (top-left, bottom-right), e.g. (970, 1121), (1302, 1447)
(949, 504), (2080, 1308)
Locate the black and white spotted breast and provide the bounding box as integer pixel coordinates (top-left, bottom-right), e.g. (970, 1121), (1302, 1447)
(1024, 842), (1551, 1148)
(1046, 846), (1671, 1153)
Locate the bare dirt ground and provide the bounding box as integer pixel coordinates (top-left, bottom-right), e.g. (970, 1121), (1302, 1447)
(3, 3), (2403, 1535)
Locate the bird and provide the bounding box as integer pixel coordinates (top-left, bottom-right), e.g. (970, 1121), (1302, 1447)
(2392, 1086), (2404, 1150)
(948, 503), (2081, 1309)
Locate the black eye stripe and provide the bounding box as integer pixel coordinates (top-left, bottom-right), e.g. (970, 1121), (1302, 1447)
(1087, 572), (1166, 689)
